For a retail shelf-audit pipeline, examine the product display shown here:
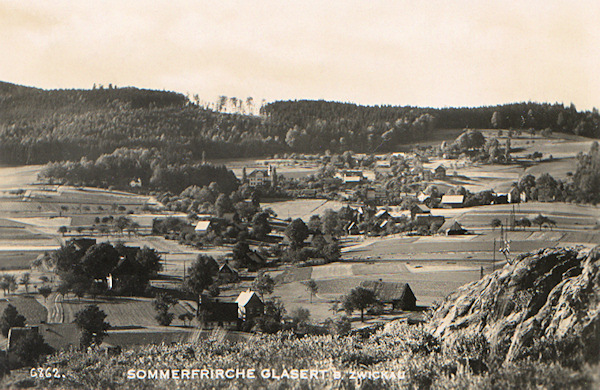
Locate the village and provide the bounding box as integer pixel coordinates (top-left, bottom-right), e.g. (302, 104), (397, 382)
(0, 128), (599, 370)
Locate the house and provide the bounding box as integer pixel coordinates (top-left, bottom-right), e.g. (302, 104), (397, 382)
(433, 165), (447, 179)
(374, 209), (390, 220)
(389, 209), (411, 222)
(236, 290), (264, 322)
(194, 220), (212, 234)
(417, 192), (430, 203)
(246, 165), (277, 187)
(246, 251), (266, 271)
(247, 170), (270, 187)
(200, 300), (239, 330)
(414, 214), (445, 227)
(360, 281), (417, 311)
(493, 193), (509, 204)
(70, 238), (96, 252)
(439, 220), (467, 235)
(345, 221), (360, 235)
(336, 170), (365, 184)
(441, 195), (465, 208)
(508, 187), (526, 203)
(366, 187), (387, 201)
(217, 262), (239, 283)
(409, 204), (430, 220)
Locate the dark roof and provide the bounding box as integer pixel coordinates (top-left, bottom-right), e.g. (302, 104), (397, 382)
(218, 263), (237, 275)
(440, 220), (466, 232)
(360, 281), (416, 303)
(248, 170), (269, 178)
(247, 251), (266, 265)
(70, 238), (97, 252)
(203, 302), (239, 323)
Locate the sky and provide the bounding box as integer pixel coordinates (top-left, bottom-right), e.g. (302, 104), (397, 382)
(1, 0), (599, 110)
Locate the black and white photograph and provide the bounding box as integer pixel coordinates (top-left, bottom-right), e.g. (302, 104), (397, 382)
(0, 1), (599, 388)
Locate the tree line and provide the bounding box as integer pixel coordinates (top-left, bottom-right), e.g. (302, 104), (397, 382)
(1, 81), (598, 166)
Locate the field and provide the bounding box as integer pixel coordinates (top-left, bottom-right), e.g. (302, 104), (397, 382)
(60, 296), (194, 328)
(261, 199), (346, 221)
(269, 260), (479, 323)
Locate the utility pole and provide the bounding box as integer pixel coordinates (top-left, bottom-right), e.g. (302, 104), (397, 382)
(492, 238), (496, 273)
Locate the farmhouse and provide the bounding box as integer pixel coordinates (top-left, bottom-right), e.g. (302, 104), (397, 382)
(441, 195), (465, 208)
(433, 165), (447, 179)
(336, 170), (365, 184)
(71, 238), (97, 252)
(360, 281), (417, 311)
(200, 301), (239, 330)
(194, 220), (212, 234)
(345, 221), (360, 235)
(417, 192), (430, 203)
(414, 214), (445, 227)
(508, 187), (527, 203)
(236, 290), (264, 322)
(409, 204), (430, 220)
(439, 220), (467, 235)
(217, 262), (239, 283)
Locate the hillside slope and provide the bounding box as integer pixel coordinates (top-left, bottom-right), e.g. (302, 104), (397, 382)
(3, 246), (598, 389)
(1, 80), (599, 165)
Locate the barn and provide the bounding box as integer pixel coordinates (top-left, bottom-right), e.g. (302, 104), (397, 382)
(360, 281), (417, 311)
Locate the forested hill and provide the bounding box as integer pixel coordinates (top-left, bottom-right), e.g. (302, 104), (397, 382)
(0, 81), (598, 165)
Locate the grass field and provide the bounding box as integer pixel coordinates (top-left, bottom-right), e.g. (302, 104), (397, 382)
(261, 199), (346, 221)
(270, 260), (482, 322)
(61, 296), (193, 328)
(0, 295), (47, 324)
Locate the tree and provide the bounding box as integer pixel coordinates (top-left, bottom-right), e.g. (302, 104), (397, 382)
(80, 243), (119, 279)
(305, 279), (318, 304)
(184, 255), (218, 315)
(290, 307), (311, 331)
(0, 304), (26, 337)
(179, 312), (195, 327)
(11, 330), (53, 367)
(285, 218), (309, 248)
(38, 286), (52, 302)
(343, 287), (378, 322)
(325, 315), (352, 335)
(254, 299), (285, 334)
(135, 247), (163, 279)
(153, 293), (178, 326)
(0, 277), (7, 296)
(516, 217), (531, 230)
(3, 275), (17, 295)
(490, 218), (502, 231)
(321, 210), (340, 236)
(114, 216), (131, 235)
(74, 305), (110, 348)
(251, 211), (271, 240)
(20, 273), (31, 293)
(252, 272), (275, 298)
(532, 214), (548, 231)
(232, 241), (250, 267)
(58, 226), (68, 236)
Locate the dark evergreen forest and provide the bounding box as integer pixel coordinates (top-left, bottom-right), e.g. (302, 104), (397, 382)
(1, 81), (598, 167)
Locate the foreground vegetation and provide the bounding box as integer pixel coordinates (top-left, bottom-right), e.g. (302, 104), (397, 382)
(2, 246), (598, 389)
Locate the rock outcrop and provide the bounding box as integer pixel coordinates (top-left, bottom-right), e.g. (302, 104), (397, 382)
(429, 246), (600, 363)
